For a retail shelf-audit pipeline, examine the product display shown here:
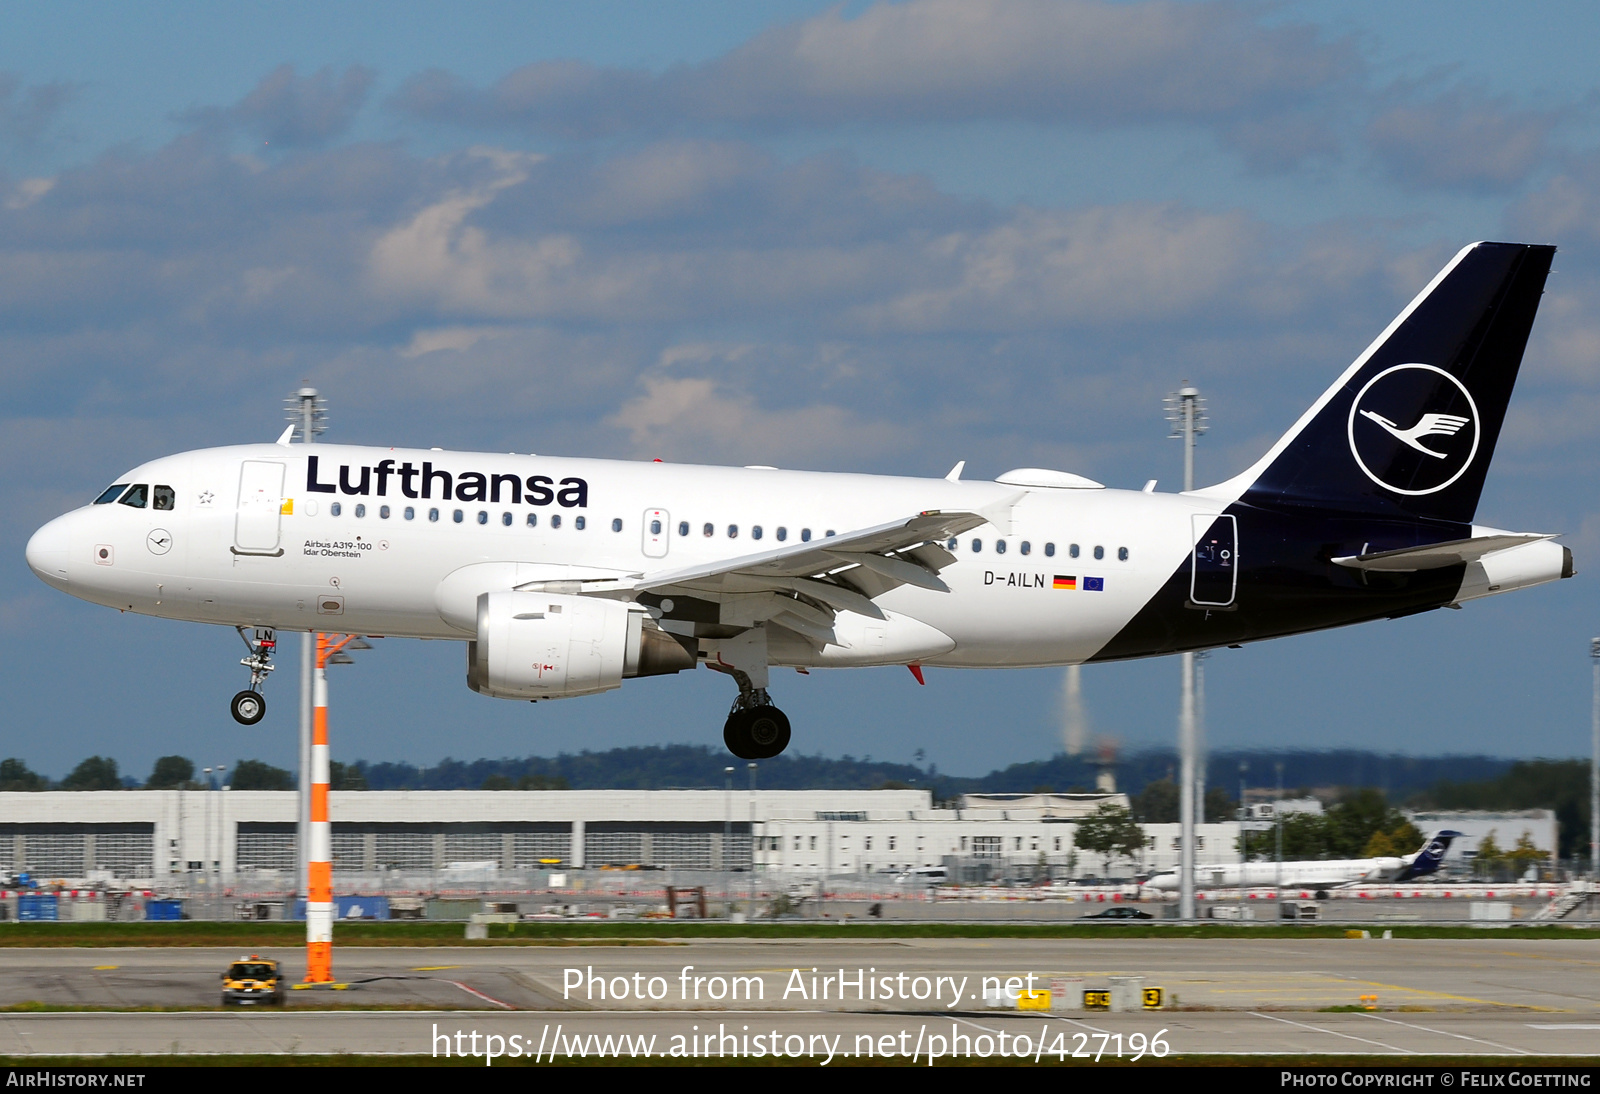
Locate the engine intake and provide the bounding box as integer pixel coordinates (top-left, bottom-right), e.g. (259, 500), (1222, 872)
(467, 591), (695, 700)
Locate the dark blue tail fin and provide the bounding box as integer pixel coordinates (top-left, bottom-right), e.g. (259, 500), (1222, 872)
(1396, 830), (1462, 880)
(1222, 242), (1554, 525)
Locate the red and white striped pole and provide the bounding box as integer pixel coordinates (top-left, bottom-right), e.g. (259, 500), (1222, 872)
(305, 632), (355, 983)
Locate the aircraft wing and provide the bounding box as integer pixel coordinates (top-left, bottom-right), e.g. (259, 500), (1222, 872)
(525, 510), (988, 645)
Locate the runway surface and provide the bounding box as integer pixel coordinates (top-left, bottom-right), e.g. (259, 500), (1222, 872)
(1, 937), (1596, 1058)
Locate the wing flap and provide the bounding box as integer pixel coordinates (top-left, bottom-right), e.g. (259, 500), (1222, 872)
(514, 510), (985, 639)
(626, 510), (984, 591)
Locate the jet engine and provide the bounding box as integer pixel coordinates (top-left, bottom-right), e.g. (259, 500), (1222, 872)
(466, 591), (696, 700)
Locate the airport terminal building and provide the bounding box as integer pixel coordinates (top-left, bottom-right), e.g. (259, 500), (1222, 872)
(0, 789), (1554, 890)
(0, 788), (1259, 888)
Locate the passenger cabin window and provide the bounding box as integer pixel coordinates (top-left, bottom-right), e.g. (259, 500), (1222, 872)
(995, 539), (1007, 555)
(118, 484), (149, 509)
(703, 523), (714, 537)
(551, 514), (562, 529)
(1020, 541), (1031, 556)
(1069, 543), (1080, 558)
(946, 537), (958, 550)
(651, 520), (662, 534)
(502, 512), (513, 527)
(452, 509), (463, 523)
(428, 508), (439, 522)
(94, 484), (128, 505)
(678, 521), (688, 537)
(380, 505), (391, 519)
(970, 538), (982, 553)
(776, 527), (787, 541)
(1118, 546), (1129, 561)
(612, 518), (623, 532)
(526, 513), (537, 527)
(727, 524), (738, 538)
(354, 503), (366, 518)
(1045, 543), (1056, 557)
(575, 516), (586, 530)
(1093, 545), (1104, 560)
(330, 502), (342, 517)
(801, 528), (812, 542)
(404, 507), (415, 520)
(477, 510), (488, 525)
(152, 485), (175, 511)
(751, 525), (763, 540)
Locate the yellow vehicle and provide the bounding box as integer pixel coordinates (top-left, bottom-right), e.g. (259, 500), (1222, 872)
(221, 955), (284, 1006)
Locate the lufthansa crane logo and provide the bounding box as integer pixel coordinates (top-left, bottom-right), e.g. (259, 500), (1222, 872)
(1347, 363), (1480, 496)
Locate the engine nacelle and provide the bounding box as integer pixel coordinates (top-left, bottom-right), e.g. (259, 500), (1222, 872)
(466, 591), (695, 700)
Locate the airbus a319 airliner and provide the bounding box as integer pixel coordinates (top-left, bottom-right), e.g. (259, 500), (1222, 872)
(26, 242), (1573, 759)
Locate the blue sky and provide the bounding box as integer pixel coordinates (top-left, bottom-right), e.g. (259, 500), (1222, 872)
(4, 1), (1599, 781)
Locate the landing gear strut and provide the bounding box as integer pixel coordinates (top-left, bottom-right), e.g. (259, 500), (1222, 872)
(231, 626), (275, 726)
(716, 663), (791, 760)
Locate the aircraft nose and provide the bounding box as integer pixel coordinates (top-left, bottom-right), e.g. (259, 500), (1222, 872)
(25, 514), (76, 589)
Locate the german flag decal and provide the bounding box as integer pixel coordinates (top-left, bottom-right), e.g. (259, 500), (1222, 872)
(1053, 575), (1077, 590)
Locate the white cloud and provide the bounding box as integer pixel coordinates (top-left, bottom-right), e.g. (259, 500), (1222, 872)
(394, 0), (1355, 141)
(606, 374), (915, 467)
(1366, 87), (1560, 192)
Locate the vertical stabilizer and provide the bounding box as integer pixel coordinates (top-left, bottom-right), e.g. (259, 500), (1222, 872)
(1396, 830), (1463, 881)
(1210, 242), (1554, 525)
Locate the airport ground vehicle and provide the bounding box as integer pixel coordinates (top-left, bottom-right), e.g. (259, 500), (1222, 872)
(1082, 907), (1154, 920)
(221, 955), (283, 1006)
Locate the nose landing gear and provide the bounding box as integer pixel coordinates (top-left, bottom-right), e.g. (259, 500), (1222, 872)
(231, 626), (276, 726)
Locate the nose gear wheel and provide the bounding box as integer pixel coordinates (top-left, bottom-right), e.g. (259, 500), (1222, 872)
(230, 690), (266, 725)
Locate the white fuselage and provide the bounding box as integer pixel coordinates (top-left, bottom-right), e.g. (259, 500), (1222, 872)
(1146, 856), (1411, 891)
(25, 443), (1222, 668)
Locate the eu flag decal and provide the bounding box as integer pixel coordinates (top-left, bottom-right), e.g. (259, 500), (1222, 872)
(1084, 576), (1104, 591)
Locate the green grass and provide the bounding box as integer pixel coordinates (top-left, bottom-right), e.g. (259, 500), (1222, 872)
(0, 919), (1595, 946)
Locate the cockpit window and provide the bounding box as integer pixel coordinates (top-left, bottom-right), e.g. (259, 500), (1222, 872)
(152, 485), (175, 511)
(94, 484), (128, 505)
(118, 484), (149, 509)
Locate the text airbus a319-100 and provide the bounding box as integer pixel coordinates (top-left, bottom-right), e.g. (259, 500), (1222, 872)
(26, 242), (1574, 759)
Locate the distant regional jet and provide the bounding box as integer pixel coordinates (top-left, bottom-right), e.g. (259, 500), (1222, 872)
(1144, 831), (1464, 892)
(26, 243), (1571, 760)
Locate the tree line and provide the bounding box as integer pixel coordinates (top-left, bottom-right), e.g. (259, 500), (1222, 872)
(0, 755), (365, 792)
(1076, 788), (1427, 875)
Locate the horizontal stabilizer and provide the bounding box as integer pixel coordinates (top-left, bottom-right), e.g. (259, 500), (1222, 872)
(1332, 533), (1553, 573)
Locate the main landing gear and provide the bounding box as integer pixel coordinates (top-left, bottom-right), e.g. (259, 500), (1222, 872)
(231, 626), (275, 726)
(724, 699), (791, 761)
(715, 663), (791, 760)
(707, 628), (791, 759)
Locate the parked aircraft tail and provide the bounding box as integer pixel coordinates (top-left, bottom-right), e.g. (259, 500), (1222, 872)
(1396, 829), (1463, 881)
(1213, 242), (1555, 527)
